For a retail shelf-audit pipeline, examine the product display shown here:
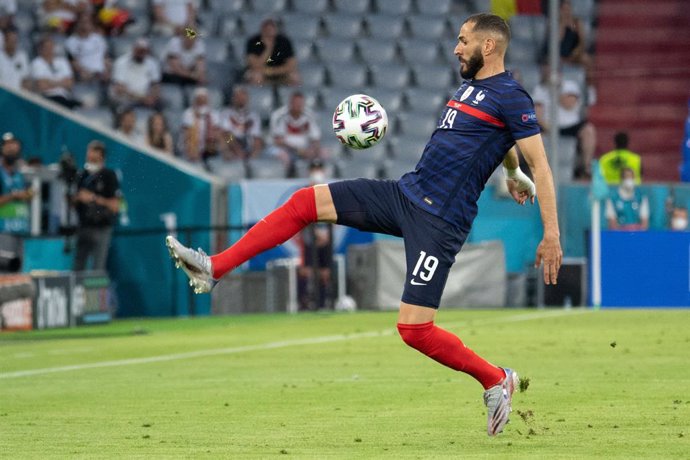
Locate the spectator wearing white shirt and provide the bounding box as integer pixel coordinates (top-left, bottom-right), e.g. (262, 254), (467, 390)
(220, 86), (263, 160)
(161, 29), (206, 86)
(151, 0), (197, 36)
(65, 13), (110, 82)
(269, 91), (322, 175)
(0, 27), (30, 90)
(109, 38), (162, 111)
(30, 35), (80, 108)
(37, 0), (83, 34)
(0, 0), (16, 31)
(180, 87), (221, 165)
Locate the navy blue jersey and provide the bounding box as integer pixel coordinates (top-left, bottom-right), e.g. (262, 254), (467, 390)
(398, 71), (540, 230)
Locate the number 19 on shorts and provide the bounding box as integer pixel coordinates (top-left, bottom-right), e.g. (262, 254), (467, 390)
(412, 251), (439, 282)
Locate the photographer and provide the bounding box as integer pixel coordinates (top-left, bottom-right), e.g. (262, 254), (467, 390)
(72, 140), (120, 272)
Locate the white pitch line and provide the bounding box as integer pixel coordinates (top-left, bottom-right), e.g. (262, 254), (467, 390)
(0, 309), (587, 380)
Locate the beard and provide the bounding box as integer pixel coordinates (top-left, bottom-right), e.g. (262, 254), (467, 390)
(460, 49), (484, 79)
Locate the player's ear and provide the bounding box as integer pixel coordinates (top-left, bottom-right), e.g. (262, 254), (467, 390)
(483, 37), (496, 55)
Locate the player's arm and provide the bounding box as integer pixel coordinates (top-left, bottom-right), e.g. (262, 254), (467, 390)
(502, 146), (535, 205)
(515, 133), (562, 285)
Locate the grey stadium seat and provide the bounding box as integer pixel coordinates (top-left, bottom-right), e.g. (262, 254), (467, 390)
(365, 15), (406, 40)
(326, 63), (369, 89)
(405, 88), (447, 115)
(320, 87), (358, 113)
(396, 113), (438, 138)
(506, 37), (538, 65)
(315, 38), (357, 64)
(298, 62), (328, 90)
(390, 134), (428, 162)
(369, 64), (411, 90)
(383, 158), (418, 179)
(357, 38), (399, 65)
(209, 0), (246, 13)
(76, 107), (114, 129)
(292, 39), (316, 63)
(239, 13), (265, 36)
(219, 17), (241, 38)
(246, 86), (276, 121)
(280, 14), (321, 41)
(291, 0), (330, 14)
(72, 82), (102, 109)
(364, 88), (404, 113)
(333, 0), (371, 14)
(335, 156), (381, 179)
(376, 0), (413, 15)
(278, 87), (319, 111)
(399, 38), (442, 65)
(160, 84), (186, 111)
(421, 0), (453, 16)
(246, 157), (287, 179)
(206, 157), (248, 182)
(322, 14), (364, 39)
(411, 64), (454, 90)
(407, 16), (449, 40)
(205, 40), (229, 63)
(251, 0), (287, 14)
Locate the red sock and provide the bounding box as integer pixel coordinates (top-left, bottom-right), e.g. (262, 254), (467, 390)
(210, 187), (318, 279)
(397, 322), (505, 389)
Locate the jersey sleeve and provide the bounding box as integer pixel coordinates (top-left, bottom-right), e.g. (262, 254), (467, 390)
(501, 87), (541, 141)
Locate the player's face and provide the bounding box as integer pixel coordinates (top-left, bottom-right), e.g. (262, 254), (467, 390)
(455, 22), (485, 79)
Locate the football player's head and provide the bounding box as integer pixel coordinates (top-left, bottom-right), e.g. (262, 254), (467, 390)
(456, 14), (510, 79)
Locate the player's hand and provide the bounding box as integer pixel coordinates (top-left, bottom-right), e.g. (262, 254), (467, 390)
(535, 235), (562, 285)
(506, 176), (536, 205)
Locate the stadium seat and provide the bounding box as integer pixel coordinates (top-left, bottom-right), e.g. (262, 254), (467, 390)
(207, 157), (248, 181)
(405, 88), (447, 115)
(219, 17), (241, 38)
(399, 38), (442, 65)
(562, 64), (586, 90)
(395, 113), (438, 138)
(280, 14), (321, 41)
(439, 40), (460, 64)
(160, 84), (186, 111)
(291, 0), (330, 14)
(571, 0), (595, 21)
(315, 38), (357, 64)
(322, 14), (364, 39)
(72, 82), (102, 109)
(326, 63), (369, 88)
(333, 0), (371, 14)
(357, 38), (399, 65)
(505, 38), (537, 65)
(298, 62), (327, 89)
(382, 158), (418, 179)
(363, 88), (404, 113)
(278, 87), (319, 110)
(365, 15), (405, 40)
(407, 16), (449, 40)
(121, 16), (150, 37)
(251, 0), (287, 14)
(110, 35), (136, 58)
(164, 108), (184, 133)
(208, 0), (246, 13)
(246, 157), (287, 179)
(120, 0), (151, 15)
(320, 87), (356, 113)
(205, 40), (229, 63)
(246, 85), (276, 121)
(369, 64), (411, 90)
(335, 156), (381, 179)
(507, 63), (540, 94)
(390, 134), (428, 162)
(420, 0), (453, 16)
(239, 13), (265, 36)
(206, 61), (236, 94)
(411, 64), (454, 90)
(376, 0), (413, 15)
(75, 107), (113, 129)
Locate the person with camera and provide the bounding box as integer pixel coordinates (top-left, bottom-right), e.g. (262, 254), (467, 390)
(72, 140), (120, 272)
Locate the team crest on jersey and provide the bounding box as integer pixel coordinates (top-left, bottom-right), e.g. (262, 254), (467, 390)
(471, 90), (486, 105)
(460, 86), (475, 101)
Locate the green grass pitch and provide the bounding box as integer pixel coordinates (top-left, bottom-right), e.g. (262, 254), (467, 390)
(1, 308), (689, 458)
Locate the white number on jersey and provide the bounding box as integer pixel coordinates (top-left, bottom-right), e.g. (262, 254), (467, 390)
(412, 251), (439, 282)
(439, 109), (457, 129)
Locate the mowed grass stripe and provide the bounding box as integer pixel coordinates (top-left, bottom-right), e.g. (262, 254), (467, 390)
(0, 309), (584, 380)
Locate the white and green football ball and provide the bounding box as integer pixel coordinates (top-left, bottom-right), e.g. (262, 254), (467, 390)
(332, 94), (388, 150)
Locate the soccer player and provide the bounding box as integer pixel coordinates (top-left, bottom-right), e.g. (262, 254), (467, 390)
(166, 13), (562, 436)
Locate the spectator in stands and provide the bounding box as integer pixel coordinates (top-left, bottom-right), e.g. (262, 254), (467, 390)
(0, 27), (30, 90)
(37, 0), (84, 34)
(115, 107), (144, 144)
(297, 158), (333, 310)
(65, 13), (110, 82)
(90, 0), (132, 36)
(599, 131), (642, 185)
(542, 0), (592, 70)
(151, 0), (197, 36)
(72, 139), (120, 271)
(0, 132), (33, 233)
(220, 85), (263, 160)
(161, 27), (206, 86)
(670, 207), (688, 231)
(244, 17), (300, 87)
(146, 112), (174, 155)
(30, 35), (81, 109)
(533, 79), (596, 180)
(605, 167), (649, 231)
(109, 38), (162, 111)
(0, 0), (16, 31)
(179, 87), (221, 165)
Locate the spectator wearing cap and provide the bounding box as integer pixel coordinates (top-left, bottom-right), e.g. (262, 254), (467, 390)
(0, 0), (16, 31)
(0, 132), (33, 233)
(65, 13), (110, 83)
(244, 17), (300, 87)
(72, 139), (120, 272)
(151, 0), (197, 36)
(533, 78), (596, 180)
(0, 27), (30, 90)
(161, 27), (206, 86)
(179, 87), (222, 165)
(30, 35), (81, 109)
(109, 38), (162, 111)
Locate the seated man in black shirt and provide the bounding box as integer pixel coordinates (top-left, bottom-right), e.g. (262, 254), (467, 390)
(244, 18), (300, 86)
(72, 140), (121, 272)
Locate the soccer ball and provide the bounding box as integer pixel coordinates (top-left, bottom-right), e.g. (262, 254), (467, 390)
(332, 94), (388, 150)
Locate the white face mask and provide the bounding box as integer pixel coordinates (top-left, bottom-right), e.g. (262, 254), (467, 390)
(84, 161), (102, 173)
(671, 217), (688, 231)
(197, 105), (209, 115)
(309, 170), (326, 184)
(621, 178), (635, 190)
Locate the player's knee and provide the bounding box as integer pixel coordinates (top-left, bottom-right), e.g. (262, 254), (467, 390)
(285, 186), (317, 224)
(397, 322), (434, 350)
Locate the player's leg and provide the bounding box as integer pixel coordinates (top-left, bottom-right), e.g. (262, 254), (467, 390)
(166, 184), (334, 293)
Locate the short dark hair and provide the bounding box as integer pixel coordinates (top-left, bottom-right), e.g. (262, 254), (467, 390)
(614, 131), (629, 149)
(87, 140), (106, 157)
(464, 13), (511, 42)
